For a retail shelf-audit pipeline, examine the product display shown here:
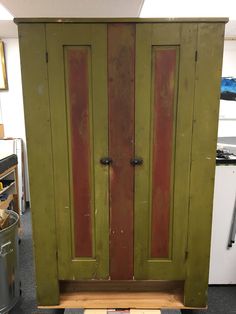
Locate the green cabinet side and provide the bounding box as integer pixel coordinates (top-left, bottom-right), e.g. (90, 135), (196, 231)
(18, 24), (59, 305)
(184, 23), (225, 307)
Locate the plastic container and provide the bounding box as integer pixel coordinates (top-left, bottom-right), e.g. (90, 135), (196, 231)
(0, 211), (20, 314)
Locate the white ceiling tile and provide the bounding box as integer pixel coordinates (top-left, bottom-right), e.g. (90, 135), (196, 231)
(1, 0), (144, 18)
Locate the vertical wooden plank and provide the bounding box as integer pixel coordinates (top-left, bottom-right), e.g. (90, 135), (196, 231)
(171, 23), (197, 271)
(91, 23), (110, 279)
(66, 47), (93, 258)
(108, 23), (135, 280)
(134, 23), (152, 279)
(151, 47), (177, 258)
(184, 23), (225, 307)
(18, 24), (59, 305)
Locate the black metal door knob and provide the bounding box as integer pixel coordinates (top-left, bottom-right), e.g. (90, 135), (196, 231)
(130, 158), (143, 166)
(100, 157), (113, 165)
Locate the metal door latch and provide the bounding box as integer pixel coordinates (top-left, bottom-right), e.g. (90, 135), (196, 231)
(130, 158), (143, 166)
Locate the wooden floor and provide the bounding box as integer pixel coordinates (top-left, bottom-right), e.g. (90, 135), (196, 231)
(39, 290), (185, 309)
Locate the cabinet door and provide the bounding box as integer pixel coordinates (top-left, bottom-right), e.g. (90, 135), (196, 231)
(46, 24), (109, 280)
(134, 24), (197, 280)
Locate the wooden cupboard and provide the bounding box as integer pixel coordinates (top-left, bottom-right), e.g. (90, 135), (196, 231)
(16, 18), (227, 309)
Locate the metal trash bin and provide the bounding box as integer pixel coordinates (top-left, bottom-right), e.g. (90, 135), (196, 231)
(0, 211), (20, 314)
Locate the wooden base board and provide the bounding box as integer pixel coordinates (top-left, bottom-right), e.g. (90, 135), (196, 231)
(39, 290), (185, 309)
(38, 281), (206, 310)
(60, 280), (184, 293)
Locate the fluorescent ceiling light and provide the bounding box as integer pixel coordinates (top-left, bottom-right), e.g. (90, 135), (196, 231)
(140, 0), (235, 20)
(0, 3), (13, 20)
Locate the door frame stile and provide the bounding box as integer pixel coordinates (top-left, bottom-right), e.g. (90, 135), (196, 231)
(18, 23), (60, 305)
(184, 22), (225, 307)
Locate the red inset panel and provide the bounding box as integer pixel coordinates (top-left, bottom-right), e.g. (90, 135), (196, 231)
(66, 47), (93, 258)
(108, 24), (135, 279)
(151, 47), (177, 258)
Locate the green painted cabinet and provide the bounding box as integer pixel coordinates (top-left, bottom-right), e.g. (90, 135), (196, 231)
(16, 18), (226, 308)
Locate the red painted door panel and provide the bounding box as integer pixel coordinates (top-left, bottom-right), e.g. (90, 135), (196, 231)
(66, 47), (93, 258)
(151, 47), (177, 259)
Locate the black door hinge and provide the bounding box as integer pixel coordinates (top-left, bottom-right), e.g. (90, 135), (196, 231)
(185, 250), (189, 261)
(195, 50), (198, 62)
(46, 52), (49, 63)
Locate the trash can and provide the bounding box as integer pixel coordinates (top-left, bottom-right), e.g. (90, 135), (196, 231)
(0, 211), (20, 314)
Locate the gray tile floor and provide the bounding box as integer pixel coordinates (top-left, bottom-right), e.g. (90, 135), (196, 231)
(10, 210), (236, 314)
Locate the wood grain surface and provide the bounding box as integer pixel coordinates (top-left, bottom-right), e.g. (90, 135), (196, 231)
(108, 23), (135, 279)
(67, 47), (93, 257)
(151, 47), (177, 258)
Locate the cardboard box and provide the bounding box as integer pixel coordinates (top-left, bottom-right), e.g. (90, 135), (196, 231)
(0, 124), (4, 139)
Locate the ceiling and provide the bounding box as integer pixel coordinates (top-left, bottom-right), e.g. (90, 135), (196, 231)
(0, 0), (235, 38)
(0, 0), (144, 37)
(1, 0), (144, 17)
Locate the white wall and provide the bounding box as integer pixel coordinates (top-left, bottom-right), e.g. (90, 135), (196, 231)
(218, 40), (236, 137)
(0, 38), (29, 201)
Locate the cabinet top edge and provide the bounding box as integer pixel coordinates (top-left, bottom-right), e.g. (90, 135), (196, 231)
(14, 17), (229, 24)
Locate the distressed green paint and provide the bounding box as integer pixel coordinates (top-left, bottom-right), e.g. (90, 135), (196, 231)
(134, 23), (198, 280)
(46, 23), (109, 280)
(18, 24), (59, 305)
(152, 23), (181, 45)
(134, 23), (152, 280)
(173, 22), (198, 270)
(184, 23), (225, 307)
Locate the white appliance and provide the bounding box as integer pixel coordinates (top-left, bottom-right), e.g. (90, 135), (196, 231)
(0, 138), (25, 214)
(218, 100), (236, 138)
(209, 165), (236, 284)
(218, 137), (236, 155)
